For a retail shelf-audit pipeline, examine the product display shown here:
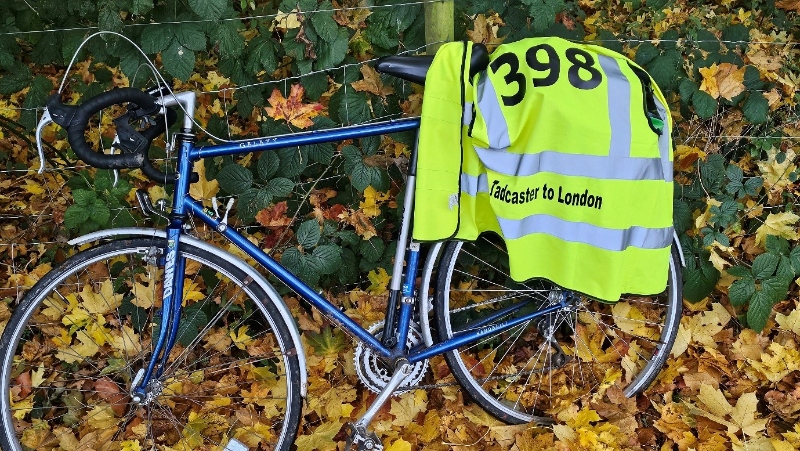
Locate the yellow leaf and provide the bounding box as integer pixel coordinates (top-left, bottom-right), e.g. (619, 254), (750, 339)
(359, 186), (390, 218)
(731, 392), (768, 437)
(697, 385), (733, 418)
(293, 421), (342, 451)
(385, 438), (412, 451)
(86, 405), (119, 430)
(230, 325), (255, 350)
(699, 64), (720, 99)
(120, 440), (143, 451)
(366, 267), (390, 294)
(131, 282), (155, 308)
(757, 148), (796, 196)
(275, 7), (302, 29)
(755, 211), (800, 247)
(716, 63), (745, 100)
(111, 325), (143, 357)
(23, 179), (45, 195)
(80, 279), (123, 315)
(189, 160), (220, 206)
(182, 278), (205, 304)
(389, 390), (428, 427)
(776, 309), (800, 335)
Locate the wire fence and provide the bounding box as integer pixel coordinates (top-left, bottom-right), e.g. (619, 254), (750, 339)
(1, 7), (800, 298)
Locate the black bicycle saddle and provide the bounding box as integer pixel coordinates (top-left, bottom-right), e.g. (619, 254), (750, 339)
(375, 43), (490, 85)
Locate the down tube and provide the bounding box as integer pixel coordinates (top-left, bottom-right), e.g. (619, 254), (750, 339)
(186, 200), (392, 357)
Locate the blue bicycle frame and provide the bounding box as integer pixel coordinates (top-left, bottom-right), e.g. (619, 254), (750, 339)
(133, 114), (569, 399)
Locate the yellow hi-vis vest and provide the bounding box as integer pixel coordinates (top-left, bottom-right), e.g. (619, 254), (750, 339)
(414, 37), (674, 302)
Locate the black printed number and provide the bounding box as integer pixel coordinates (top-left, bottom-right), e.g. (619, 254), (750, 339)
(490, 53), (526, 107)
(565, 48), (602, 90)
(490, 43), (603, 106)
(525, 44), (560, 87)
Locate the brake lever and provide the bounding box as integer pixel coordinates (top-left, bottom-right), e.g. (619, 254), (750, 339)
(110, 135), (121, 187)
(35, 108), (53, 174)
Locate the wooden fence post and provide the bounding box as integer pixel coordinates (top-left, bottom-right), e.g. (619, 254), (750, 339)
(424, 0), (453, 54)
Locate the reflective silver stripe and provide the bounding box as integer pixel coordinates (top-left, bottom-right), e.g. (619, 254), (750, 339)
(474, 147), (668, 181)
(497, 215), (672, 250)
(599, 56), (631, 158)
(475, 73), (511, 149)
(463, 101), (473, 125)
(460, 172), (489, 196)
(654, 94), (673, 179)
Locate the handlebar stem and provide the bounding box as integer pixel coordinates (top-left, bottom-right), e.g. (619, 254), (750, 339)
(155, 91), (197, 131)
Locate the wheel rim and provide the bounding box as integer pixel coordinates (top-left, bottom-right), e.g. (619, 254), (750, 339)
(1, 241), (296, 450)
(438, 237), (680, 423)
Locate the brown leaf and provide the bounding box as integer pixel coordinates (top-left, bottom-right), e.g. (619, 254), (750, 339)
(776, 0), (800, 13)
(255, 201), (293, 228)
(351, 65), (394, 97)
(264, 84), (323, 129)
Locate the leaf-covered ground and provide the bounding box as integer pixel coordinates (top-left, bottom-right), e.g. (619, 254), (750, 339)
(2, 0), (800, 450)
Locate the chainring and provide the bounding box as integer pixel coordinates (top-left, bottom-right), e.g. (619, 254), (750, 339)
(354, 321), (428, 394)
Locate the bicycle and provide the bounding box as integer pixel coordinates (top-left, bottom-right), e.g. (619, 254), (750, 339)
(1, 42), (682, 451)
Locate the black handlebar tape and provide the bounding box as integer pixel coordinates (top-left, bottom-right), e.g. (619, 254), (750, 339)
(66, 88), (159, 169)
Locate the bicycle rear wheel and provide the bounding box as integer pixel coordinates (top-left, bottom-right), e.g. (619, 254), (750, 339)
(434, 236), (682, 424)
(0, 237), (301, 451)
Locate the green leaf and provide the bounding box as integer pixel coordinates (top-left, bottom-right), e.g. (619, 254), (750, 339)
(360, 237), (384, 263)
(522, 0), (564, 33)
(0, 62), (32, 95)
(174, 23), (206, 52)
(726, 164), (743, 183)
(721, 23), (750, 51)
(309, 2), (338, 43)
(140, 25), (174, 54)
(301, 72), (329, 101)
(72, 189), (97, 206)
(211, 22), (245, 58)
(789, 246), (800, 271)
(64, 205), (89, 230)
(21, 76), (53, 130)
(297, 219), (321, 249)
(647, 50), (681, 91)
(683, 255), (720, 302)
(761, 276), (790, 305)
(306, 327), (348, 356)
(266, 177), (294, 198)
(329, 88), (371, 125)
(678, 78), (699, 104)
(765, 235), (789, 256)
(777, 256), (795, 280)
(635, 42), (660, 66)
(729, 278), (755, 306)
(161, 40), (196, 81)
(312, 245), (342, 274)
(98, 4), (124, 32)
(696, 28), (720, 52)
(314, 27), (350, 70)
(238, 188), (273, 224)
(90, 199), (111, 226)
(245, 36), (278, 76)
(727, 265), (752, 278)
(276, 148), (308, 177)
(257, 152), (280, 181)
(692, 90), (717, 119)
(131, 0), (154, 15)
(335, 230), (360, 247)
(188, 0), (227, 20)
(176, 304), (208, 347)
(350, 163), (382, 192)
(746, 290), (771, 332)
(752, 253), (779, 279)
(217, 163), (253, 194)
(743, 92), (769, 124)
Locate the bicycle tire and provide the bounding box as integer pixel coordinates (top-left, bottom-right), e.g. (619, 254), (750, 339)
(434, 236), (682, 424)
(0, 237), (302, 451)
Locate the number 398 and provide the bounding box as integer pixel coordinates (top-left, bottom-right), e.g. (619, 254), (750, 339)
(488, 43), (603, 107)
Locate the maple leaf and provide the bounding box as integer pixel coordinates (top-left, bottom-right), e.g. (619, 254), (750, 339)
(699, 63), (746, 101)
(255, 201), (293, 228)
(189, 160), (220, 207)
(755, 211), (800, 247)
(265, 84), (323, 129)
(351, 65), (394, 97)
(730, 391), (768, 437)
(293, 421), (342, 451)
(80, 279), (123, 315)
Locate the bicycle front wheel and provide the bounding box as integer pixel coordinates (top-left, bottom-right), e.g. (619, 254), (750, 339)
(434, 236), (682, 424)
(0, 237), (302, 451)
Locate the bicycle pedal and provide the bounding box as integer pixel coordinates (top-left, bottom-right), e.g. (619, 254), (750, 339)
(345, 423), (383, 451)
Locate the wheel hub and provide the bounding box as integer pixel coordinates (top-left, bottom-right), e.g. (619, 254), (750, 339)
(354, 322), (427, 394)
